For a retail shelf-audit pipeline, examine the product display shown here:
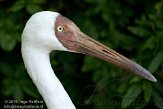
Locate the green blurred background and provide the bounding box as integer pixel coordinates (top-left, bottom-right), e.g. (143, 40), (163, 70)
(0, 0), (163, 109)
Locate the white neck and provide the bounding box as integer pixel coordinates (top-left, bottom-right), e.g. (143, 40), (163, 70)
(21, 46), (76, 109)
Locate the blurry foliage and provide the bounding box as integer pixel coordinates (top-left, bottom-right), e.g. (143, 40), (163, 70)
(0, 0), (163, 109)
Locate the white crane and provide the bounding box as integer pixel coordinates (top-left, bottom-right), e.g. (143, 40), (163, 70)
(21, 11), (156, 109)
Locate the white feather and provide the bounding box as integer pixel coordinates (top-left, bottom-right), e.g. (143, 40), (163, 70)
(21, 11), (76, 109)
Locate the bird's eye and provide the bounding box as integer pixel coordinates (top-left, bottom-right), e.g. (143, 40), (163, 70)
(57, 26), (64, 32)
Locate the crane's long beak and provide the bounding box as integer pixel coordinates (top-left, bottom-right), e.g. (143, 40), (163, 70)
(55, 15), (156, 82)
(75, 32), (156, 82)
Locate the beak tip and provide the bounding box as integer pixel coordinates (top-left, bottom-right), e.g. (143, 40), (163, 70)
(134, 63), (157, 82)
(150, 75), (157, 82)
(145, 72), (157, 82)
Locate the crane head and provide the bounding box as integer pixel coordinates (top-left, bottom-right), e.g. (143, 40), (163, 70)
(22, 11), (156, 82)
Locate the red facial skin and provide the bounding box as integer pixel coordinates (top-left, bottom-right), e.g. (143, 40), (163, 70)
(54, 14), (156, 82)
(55, 15), (79, 51)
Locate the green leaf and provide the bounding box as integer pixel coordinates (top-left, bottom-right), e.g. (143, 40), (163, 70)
(142, 82), (152, 102)
(0, 32), (17, 51)
(121, 84), (142, 108)
(148, 52), (163, 73)
(0, 62), (13, 77)
(2, 78), (24, 100)
(155, 2), (162, 11)
(26, 4), (42, 14)
(22, 81), (40, 98)
(130, 76), (142, 84)
(152, 90), (163, 109)
(128, 26), (149, 37)
(31, 0), (45, 4)
(142, 37), (156, 50)
(82, 57), (99, 72)
(154, 80), (163, 96)
(13, 84), (24, 100)
(2, 79), (15, 96)
(9, 1), (25, 12)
